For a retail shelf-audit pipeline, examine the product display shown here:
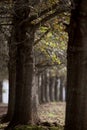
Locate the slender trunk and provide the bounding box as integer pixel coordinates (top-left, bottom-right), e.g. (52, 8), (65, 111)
(59, 83), (63, 101)
(44, 70), (50, 102)
(43, 71), (47, 103)
(55, 76), (59, 101)
(46, 70), (50, 102)
(0, 81), (2, 103)
(49, 73), (55, 102)
(6, 38), (16, 122)
(59, 76), (63, 101)
(38, 74), (42, 104)
(1, 34), (16, 123)
(35, 74), (39, 106)
(65, 1), (87, 130)
(40, 74), (43, 103)
(50, 76), (55, 102)
(41, 73), (46, 103)
(49, 75), (53, 101)
(40, 70), (50, 103)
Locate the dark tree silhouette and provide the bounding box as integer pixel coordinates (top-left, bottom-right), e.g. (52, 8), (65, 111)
(0, 81), (2, 103)
(65, 0), (87, 130)
(5, 0), (39, 129)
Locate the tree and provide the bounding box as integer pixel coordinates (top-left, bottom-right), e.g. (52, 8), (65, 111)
(64, 0), (87, 130)
(0, 81), (2, 103)
(6, 0), (39, 129)
(3, 36), (16, 122)
(0, 1), (15, 122)
(1, 0), (70, 128)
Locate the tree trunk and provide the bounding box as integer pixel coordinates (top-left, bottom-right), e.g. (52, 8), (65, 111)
(65, 1), (87, 130)
(11, 25), (38, 125)
(8, 24), (38, 127)
(38, 74), (42, 104)
(59, 76), (63, 101)
(49, 76), (55, 102)
(0, 81), (2, 103)
(6, 0), (39, 129)
(44, 70), (50, 102)
(1, 36), (16, 123)
(55, 76), (59, 101)
(40, 73), (46, 103)
(40, 74), (43, 103)
(49, 75), (52, 101)
(35, 74), (39, 106)
(45, 70), (50, 102)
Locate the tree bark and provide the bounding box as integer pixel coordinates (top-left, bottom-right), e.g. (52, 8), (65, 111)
(55, 76), (59, 101)
(0, 81), (2, 103)
(65, 1), (87, 130)
(1, 36), (16, 123)
(45, 70), (50, 102)
(49, 76), (55, 102)
(59, 76), (64, 101)
(49, 75), (52, 101)
(35, 74), (39, 105)
(40, 73), (46, 103)
(38, 74), (42, 104)
(12, 23), (38, 125)
(6, 0), (39, 129)
(44, 70), (50, 102)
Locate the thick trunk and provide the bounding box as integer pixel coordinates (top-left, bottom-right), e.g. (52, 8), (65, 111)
(0, 81), (2, 103)
(65, 1), (87, 130)
(6, 1), (39, 128)
(11, 27), (38, 125)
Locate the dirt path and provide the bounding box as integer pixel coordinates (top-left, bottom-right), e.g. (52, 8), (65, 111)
(0, 102), (66, 127)
(0, 104), (7, 117)
(38, 102), (66, 126)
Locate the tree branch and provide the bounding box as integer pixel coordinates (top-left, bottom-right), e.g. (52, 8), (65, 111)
(35, 7), (71, 29)
(29, 2), (59, 21)
(19, 2), (59, 26)
(34, 28), (50, 46)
